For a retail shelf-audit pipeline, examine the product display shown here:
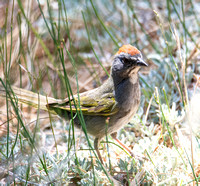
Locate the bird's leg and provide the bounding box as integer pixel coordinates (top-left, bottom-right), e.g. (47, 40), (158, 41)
(111, 132), (146, 161)
(94, 138), (121, 185)
(111, 132), (134, 157)
(94, 138), (104, 164)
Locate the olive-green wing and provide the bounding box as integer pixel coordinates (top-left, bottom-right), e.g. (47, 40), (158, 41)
(47, 93), (119, 116)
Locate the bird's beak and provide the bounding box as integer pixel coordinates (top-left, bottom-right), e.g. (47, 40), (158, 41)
(137, 57), (148, 67)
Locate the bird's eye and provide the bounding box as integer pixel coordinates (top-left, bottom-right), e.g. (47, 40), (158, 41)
(123, 58), (132, 64)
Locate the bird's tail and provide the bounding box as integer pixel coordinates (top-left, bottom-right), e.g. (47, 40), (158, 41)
(0, 84), (58, 112)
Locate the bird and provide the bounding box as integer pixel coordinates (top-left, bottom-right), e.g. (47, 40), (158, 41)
(0, 44), (148, 164)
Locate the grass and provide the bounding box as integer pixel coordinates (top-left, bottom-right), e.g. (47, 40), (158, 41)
(0, 0), (200, 185)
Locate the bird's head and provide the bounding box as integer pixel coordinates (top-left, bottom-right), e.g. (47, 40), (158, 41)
(112, 44), (148, 78)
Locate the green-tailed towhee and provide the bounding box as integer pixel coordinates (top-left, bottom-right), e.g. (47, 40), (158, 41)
(0, 44), (148, 164)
